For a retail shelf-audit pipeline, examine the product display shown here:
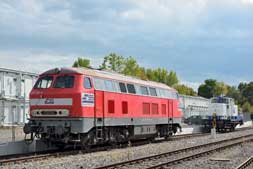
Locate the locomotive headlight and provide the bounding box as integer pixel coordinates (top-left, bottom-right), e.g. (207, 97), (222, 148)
(32, 110), (41, 116)
(31, 109), (69, 117)
(61, 110), (69, 116)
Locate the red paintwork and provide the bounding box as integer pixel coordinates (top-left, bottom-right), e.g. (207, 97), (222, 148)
(30, 73), (182, 119)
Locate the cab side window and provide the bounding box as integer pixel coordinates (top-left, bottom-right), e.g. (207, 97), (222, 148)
(140, 86), (149, 95)
(105, 80), (115, 92)
(149, 87), (157, 96)
(119, 82), (127, 93)
(84, 77), (92, 89)
(127, 84), (136, 94)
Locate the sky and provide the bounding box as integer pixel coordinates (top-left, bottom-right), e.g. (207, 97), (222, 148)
(0, 0), (253, 90)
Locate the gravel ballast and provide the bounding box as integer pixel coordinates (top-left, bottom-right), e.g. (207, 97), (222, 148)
(173, 142), (253, 169)
(2, 128), (253, 169)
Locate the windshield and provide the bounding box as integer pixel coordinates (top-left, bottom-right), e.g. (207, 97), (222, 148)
(54, 76), (75, 88)
(211, 97), (228, 104)
(34, 76), (53, 89)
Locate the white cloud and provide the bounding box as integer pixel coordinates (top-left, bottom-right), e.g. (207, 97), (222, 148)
(122, 0), (208, 26)
(0, 0), (253, 85)
(0, 0), (76, 38)
(120, 10), (145, 20)
(181, 81), (201, 92)
(0, 50), (103, 73)
(20, 0), (43, 15)
(0, 51), (71, 73)
(241, 0), (253, 5)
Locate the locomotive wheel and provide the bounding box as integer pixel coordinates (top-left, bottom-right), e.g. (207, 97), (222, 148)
(149, 135), (156, 143)
(81, 134), (93, 151)
(81, 144), (91, 152)
(164, 134), (171, 140)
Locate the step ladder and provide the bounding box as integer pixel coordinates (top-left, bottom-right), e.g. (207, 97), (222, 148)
(95, 126), (104, 142)
(168, 118), (173, 135)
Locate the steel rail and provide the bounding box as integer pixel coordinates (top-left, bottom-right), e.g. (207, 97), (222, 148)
(0, 132), (210, 166)
(146, 139), (253, 169)
(94, 134), (253, 169)
(235, 156), (253, 169)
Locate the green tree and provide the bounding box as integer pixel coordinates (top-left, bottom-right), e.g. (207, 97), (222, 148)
(156, 68), (169, 84)
(174, 84), (197, 96)
(135, 67), (147, 80)
(99, 53), (180, 87)
(100, 53), (124, 72)
(242, 102), (253, 113)
(227, 86), (242, 105)
(198, 79), (217, 98)
(72, 58), (90, 68)
(145, 68), (178, 87)
(213, 82), (228, 96)
(226, 82), (253, 113)
(99, 53), (179, 86)
(238, 82), (248, 92)
(239, 82), (253, 105)
(145, 68), (155, 81)
(166, 71), (179, 86)
(146, 68), (167, 84)
(121, 56), (140, 76)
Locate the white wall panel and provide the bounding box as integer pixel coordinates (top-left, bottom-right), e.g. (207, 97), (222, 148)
(0, 68), (38, 126)
(20, 76), (37, 100)
(24, 77), (36, 99)
(3, 75), (17, 98)
(179, 95), (209, 119)
(1, 100), (30, 125)
(0, 73), (2, 96)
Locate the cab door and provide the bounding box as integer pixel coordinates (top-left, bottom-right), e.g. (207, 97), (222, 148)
(95, 90), (104, 119)
(168, 100), (174, 119)
(94, 90), (105, 141)
(81, 76), (95, 118)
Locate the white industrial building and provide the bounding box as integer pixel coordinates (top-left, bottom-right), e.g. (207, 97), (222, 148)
(0, 68), (38, 126)
(179, 95), (209, 121)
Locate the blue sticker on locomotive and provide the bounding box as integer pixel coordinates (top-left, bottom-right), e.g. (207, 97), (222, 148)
(82, 93), (94, 106)
(44, 98), (54, 104)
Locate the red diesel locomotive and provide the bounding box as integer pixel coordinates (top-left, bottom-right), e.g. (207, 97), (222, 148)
(24, 67), (182, 147)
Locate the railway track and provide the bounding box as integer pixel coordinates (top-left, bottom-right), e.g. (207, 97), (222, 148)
(167, 132), (208, 141)
(236, 156), (253, 169)
(0, 127), (252, 166)
(94, 134), (253, 169)
(169, 125), (252, 141)
(0, 132), (212, 166)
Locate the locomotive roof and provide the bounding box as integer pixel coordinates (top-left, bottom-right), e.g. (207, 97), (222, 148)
(41, 67), (176, 91)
